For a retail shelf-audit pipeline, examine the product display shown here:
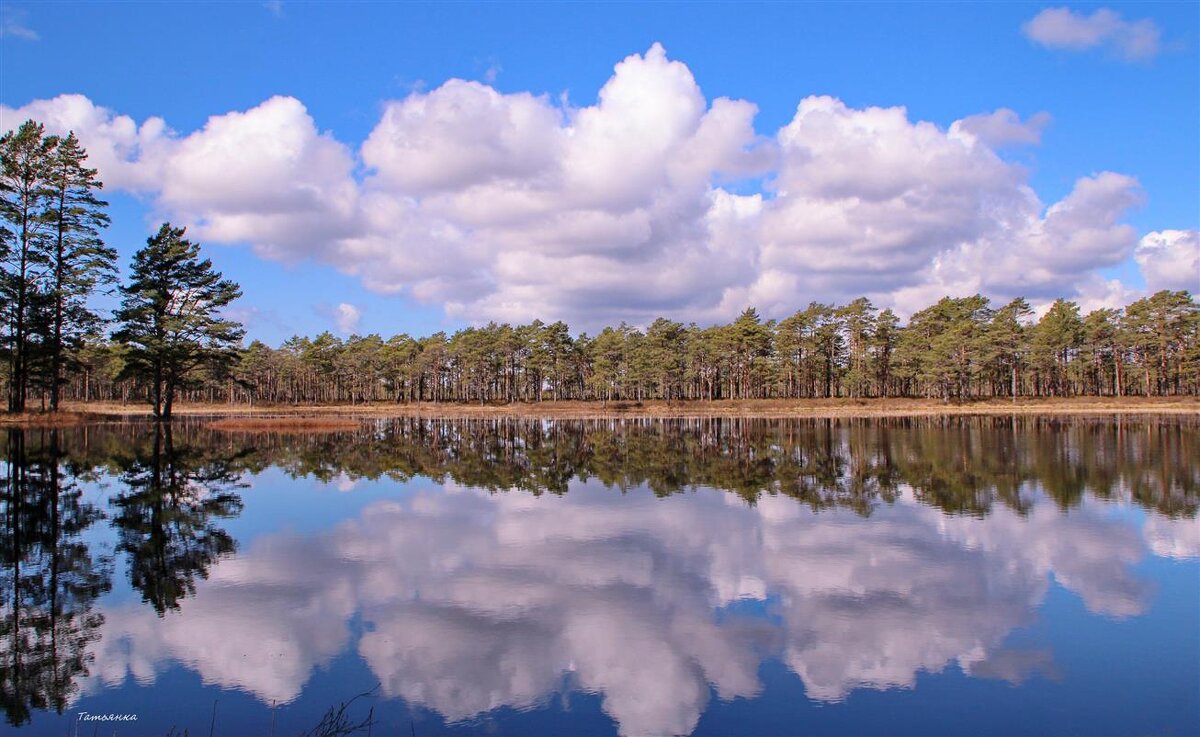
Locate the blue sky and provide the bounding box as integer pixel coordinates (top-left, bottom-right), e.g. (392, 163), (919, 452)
(2, 1), (1197, 343)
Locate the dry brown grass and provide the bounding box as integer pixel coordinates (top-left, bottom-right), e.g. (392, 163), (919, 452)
(207, 417), (364, 433)
(0, 411), (104, 427)
(64, 396), (1200, 421)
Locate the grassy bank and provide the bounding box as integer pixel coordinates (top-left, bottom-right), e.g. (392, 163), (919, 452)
(0, 410), (109, 427)
(48, 396), (1200, 422)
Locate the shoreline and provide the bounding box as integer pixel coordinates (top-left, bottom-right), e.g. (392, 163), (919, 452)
(4, 397), (1192, 425)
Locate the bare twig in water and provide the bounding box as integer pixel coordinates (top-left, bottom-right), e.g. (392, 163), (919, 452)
(297, 686), (380, 737)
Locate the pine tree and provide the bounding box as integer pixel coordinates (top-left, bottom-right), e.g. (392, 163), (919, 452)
(113, 224), (244, 420)
(1031, 299), (1083, 396)
(44, 132), (115, 411)
(840, 297), (877, 398)
(1123, 290), (1199, 396)
(0, 121), (57, 412)
(902, 296), (992, 400)
(643, 318), (686, 401)
(870, 308), (899, 397)
(1082, 308), (1122, 396)
(989, 298), (1033, 399)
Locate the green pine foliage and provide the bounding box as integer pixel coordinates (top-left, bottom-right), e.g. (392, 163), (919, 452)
(112, 223), (244, 420)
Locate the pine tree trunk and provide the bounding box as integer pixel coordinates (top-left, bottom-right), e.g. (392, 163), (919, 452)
(152, 366), (163, 419)
(50, 187), (67, 412)
(10, 205), (31, 413)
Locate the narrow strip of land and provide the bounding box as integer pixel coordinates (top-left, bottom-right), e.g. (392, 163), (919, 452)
(3, 397), (1190, 425)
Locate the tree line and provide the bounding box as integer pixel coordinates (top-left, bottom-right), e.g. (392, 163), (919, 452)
(64, 290), (1198, 409)
(4, 118), (1199, 418)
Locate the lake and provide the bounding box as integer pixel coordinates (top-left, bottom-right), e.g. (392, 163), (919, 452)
(3, 416), (1198, 736)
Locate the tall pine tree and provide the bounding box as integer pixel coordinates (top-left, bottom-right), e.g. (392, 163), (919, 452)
(0, 121), (56, 412)
(45, 132), (115, 411)
(113, 224), (244, 420)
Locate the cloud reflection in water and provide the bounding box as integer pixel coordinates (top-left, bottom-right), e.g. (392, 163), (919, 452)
(79, 477), (1165, 737)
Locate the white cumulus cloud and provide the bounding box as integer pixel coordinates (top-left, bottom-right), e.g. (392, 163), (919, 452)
(1135, 230), (1199, 293)
(0, 44), (1173, 329)
(0, 94), (174, 190)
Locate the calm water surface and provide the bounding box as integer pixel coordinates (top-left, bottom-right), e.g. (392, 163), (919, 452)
(3, 417), (1198, 736)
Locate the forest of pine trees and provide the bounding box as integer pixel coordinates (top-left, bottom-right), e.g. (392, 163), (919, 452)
(55, 290), (1200, 407)
(4, 118), (1199, 412)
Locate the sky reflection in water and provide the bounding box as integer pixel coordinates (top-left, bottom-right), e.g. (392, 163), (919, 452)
(4, 417), (1198, 736)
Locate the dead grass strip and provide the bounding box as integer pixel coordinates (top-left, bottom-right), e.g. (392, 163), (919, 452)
(207, 417), (364, 433)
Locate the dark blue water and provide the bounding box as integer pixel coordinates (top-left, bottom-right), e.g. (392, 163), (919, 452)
(4, 417), (1197, 736)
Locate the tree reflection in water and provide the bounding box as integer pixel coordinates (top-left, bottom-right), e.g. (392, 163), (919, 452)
(110, 424), (246, 614)
(208, 415), (1195, 519)
(0, 429), (110, 726)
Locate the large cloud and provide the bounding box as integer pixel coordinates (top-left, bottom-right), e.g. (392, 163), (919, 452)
(0, 93), (361, 263)
(0, 93), (174, 190)
(158, 96), (360, 259)
(80, 478), (1164, 736)
(0, 44), (1167, 328)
